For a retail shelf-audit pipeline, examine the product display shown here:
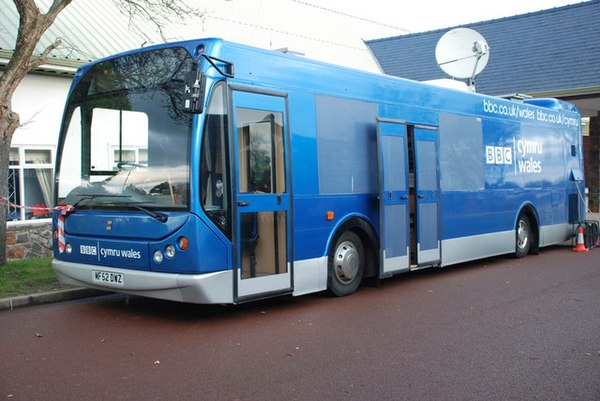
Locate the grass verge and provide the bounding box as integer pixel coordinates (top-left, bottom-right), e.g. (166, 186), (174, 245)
(0, 257), (72, 299)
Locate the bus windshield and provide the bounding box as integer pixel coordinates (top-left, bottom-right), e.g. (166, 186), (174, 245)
(56, 47), (194, 211)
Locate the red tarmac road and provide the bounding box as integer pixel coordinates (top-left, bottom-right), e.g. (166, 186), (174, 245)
(1, 244), (599, 400)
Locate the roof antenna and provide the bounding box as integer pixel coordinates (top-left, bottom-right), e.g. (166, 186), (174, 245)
(435, 28), (490, 92)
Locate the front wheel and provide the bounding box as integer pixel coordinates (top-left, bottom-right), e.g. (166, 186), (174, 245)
(515, 214), (531, 258)
(328, 231), (365, 297)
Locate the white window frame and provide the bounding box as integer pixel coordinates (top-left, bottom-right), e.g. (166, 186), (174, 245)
(110, 146), (148, 170)
(7, 146), (55, 224)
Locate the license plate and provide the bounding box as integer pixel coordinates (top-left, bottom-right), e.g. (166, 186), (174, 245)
(93, 270), (124, 286)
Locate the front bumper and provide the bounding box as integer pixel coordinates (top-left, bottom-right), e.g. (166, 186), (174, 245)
(53, 260), (233, 304)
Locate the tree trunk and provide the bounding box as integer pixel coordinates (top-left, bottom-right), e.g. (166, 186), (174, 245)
(0, 0), (73, 266)
(1, 0), (196, 265)
(0, 110), (20, 264)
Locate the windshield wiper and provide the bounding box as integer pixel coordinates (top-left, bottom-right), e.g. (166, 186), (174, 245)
(117, 161), (147, 169)
(68, 194), (168, 223)
(71, 194), (132, 207)
(133, 205), (168, 223)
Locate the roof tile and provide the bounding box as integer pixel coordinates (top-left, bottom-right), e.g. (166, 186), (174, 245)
(366, 1), (600, 96)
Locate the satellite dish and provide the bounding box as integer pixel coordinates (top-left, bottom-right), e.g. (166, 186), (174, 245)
(435, 28), (489, 91)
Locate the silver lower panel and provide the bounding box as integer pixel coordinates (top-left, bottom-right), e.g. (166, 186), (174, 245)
(441, 223), (572, 267)
(53, 260), (234, 304)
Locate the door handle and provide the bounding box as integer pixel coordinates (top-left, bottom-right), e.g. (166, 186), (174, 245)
(400, 195), (409, 200)
(417, 195), (426, 199)
(237, 201), (251, 207)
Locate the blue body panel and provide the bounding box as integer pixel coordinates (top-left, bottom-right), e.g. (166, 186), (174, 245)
(54, 37), (584, 278)
(54, 210), (230, 273)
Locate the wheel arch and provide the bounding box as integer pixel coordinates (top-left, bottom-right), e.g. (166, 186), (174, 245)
(516, 203), (540, 255)
(326, 214), (379, 280)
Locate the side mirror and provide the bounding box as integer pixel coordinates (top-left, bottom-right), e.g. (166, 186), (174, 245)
(183, 62), (206, 114)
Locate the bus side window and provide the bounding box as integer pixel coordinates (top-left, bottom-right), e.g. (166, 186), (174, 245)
(201, 82), (230, 235)
(237, 109), (285, 194)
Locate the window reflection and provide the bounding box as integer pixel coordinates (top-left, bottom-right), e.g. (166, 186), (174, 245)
(56, 49), (193, 210)
(201, 82), (230, 236)
(237, 109), (285, 194)
(241, 211), (287, 279)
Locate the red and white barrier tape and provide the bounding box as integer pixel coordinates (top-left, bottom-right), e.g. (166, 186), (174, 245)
(1, 197), (75, 253)
(57, 205), (75, 253)
(0, 196), (53, 213)
(0, 196), (74, 214)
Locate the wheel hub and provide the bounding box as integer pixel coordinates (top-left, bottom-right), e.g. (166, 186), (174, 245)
(334, 240), (359, 283)
(517, 220), (528, 249)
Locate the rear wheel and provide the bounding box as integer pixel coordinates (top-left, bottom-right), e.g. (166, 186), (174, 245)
(515, 214), (531, 258)
(328, 231), (364, 296)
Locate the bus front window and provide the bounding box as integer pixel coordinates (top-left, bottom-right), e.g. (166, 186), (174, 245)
(56, 47), (194, 211)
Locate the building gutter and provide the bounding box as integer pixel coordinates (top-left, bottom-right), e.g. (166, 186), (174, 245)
(0, 49), (88, 77)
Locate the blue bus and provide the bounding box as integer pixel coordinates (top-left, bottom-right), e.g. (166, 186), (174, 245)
(52, 38), (585, 304)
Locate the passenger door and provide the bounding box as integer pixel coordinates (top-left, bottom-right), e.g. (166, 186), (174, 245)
(377, 119), (410, 275)
(377, 120), (441, 274)
(414, 125), (441, 265)
(231, 90), (292, 302)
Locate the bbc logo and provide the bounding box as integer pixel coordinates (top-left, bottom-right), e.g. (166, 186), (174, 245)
(486, 146), (512, 165)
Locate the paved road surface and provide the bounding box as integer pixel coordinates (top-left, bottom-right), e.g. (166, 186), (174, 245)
(1, 244), (599, 400)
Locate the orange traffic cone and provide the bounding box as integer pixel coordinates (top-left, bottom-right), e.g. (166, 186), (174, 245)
(572, 226), (589, 253)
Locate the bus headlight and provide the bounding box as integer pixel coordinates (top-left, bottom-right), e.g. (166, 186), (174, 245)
(165, 245), (176, 259)
(153, 250), (164, 264)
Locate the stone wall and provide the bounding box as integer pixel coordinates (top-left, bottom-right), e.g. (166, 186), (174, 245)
(6, 221), (53, 260)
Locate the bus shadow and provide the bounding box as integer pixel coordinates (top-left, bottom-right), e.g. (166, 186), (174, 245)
(364, 243), (574, 289)
(86, 244), (575, 322)
(86, 289), (319, 323)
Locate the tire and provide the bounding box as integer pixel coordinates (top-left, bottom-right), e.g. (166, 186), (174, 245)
(515, 214), (531, 258)
(328, 231), (365, 296)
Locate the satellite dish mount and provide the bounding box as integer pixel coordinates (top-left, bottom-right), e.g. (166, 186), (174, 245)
(435, 28), (490, 92)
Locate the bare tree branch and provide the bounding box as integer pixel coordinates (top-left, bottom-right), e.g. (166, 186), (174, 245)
(46, 0), (74, 18)
(1, 0), (74, 98)
(113, 0), (205, 42)
(0, 0), (73, 265)
(27, 39), (63, 70)
(1, 0), (204, 265)
(19, 108), (43, 128)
